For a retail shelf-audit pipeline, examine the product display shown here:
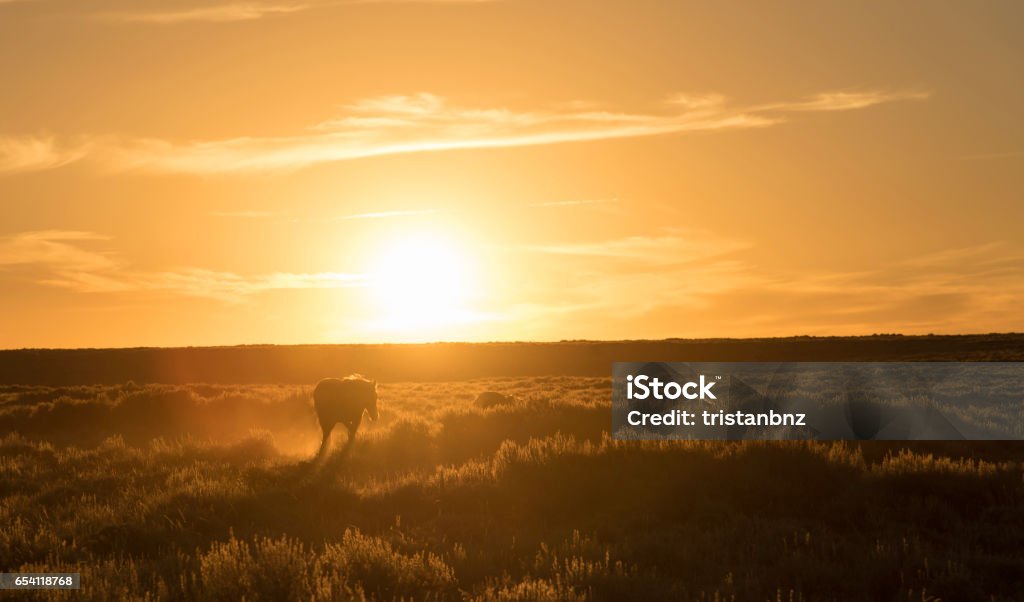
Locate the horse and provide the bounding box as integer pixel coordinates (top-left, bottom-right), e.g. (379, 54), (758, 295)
(313, 375), (379, 459)
(473, 391), (518, 408)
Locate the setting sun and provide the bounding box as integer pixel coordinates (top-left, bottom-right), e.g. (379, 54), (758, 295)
(366, 233), (480, 335)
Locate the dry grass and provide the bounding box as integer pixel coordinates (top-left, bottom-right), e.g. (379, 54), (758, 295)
(0, 378), (1022, 600)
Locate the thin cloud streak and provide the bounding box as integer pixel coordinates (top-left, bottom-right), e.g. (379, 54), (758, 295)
(0, 230), (366, 302)
(0, 230), (114, 271)
(112, 116), (773, 174)
(335, 209), (440, 220)
(756, 90), (929, 112)
(513, 234), (1023, 336)
(0, 89), (926, 176)
(101, 3), (309, 24)
(97, 0), (495, 24)
(529, 198), (619, 208)
(210, 210), (279, 218)
(0, 136), (89, 174)
(108, 90), (919, 174)
(127, 269), (366, 300)
(525, 230), (750, 264)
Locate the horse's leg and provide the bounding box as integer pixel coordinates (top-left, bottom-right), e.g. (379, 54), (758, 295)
(316, 421), (335, 459)
(340, 419), (361, 457)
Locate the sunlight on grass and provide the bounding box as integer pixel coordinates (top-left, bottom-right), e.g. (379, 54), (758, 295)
(0, 379), (1021, 600)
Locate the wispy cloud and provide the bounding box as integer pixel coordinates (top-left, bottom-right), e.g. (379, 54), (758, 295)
(0, 230), (366, 301)
(894, 241), (1019, 269)
(0, 230), (114, 271)
(125, 269), (365, 300)
(95, 0), (495, 23)
(210, 210), (279, 219)
(210, 207), (443, 223)
(101, 2), (309, 24)
(512, 232), (1024, 336)
(529, 198), (619, 208)
(335, 209), (440, 220)
(756, 90), (929, 112)
(1, 89), (927, 176)
(0, 136), (89, 174)
(525, 229), (750, 264)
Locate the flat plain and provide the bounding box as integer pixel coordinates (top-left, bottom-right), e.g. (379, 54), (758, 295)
(1, 336), (1022, 600)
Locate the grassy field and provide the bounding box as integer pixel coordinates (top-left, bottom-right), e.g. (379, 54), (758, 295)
(1, 373), (1023, 601)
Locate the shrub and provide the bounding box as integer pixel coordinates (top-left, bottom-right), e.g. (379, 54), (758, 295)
(321, 529), (457, 600)
(199, 535), (313, 601)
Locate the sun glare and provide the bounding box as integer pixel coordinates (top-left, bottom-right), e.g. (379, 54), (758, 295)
(367, 233), (480, 335)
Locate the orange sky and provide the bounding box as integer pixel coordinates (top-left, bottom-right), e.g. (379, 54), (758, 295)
(1, 1), (1022, 347)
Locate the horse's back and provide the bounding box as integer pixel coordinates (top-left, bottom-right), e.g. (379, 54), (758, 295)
(474, 391), (517, 408)
(314, 377), (343, 396)
(314, 378), (361, 423)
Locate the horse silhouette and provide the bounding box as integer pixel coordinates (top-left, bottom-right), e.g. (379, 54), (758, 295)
(314, 375), (379, 459)
(473, 391), (518, 408)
